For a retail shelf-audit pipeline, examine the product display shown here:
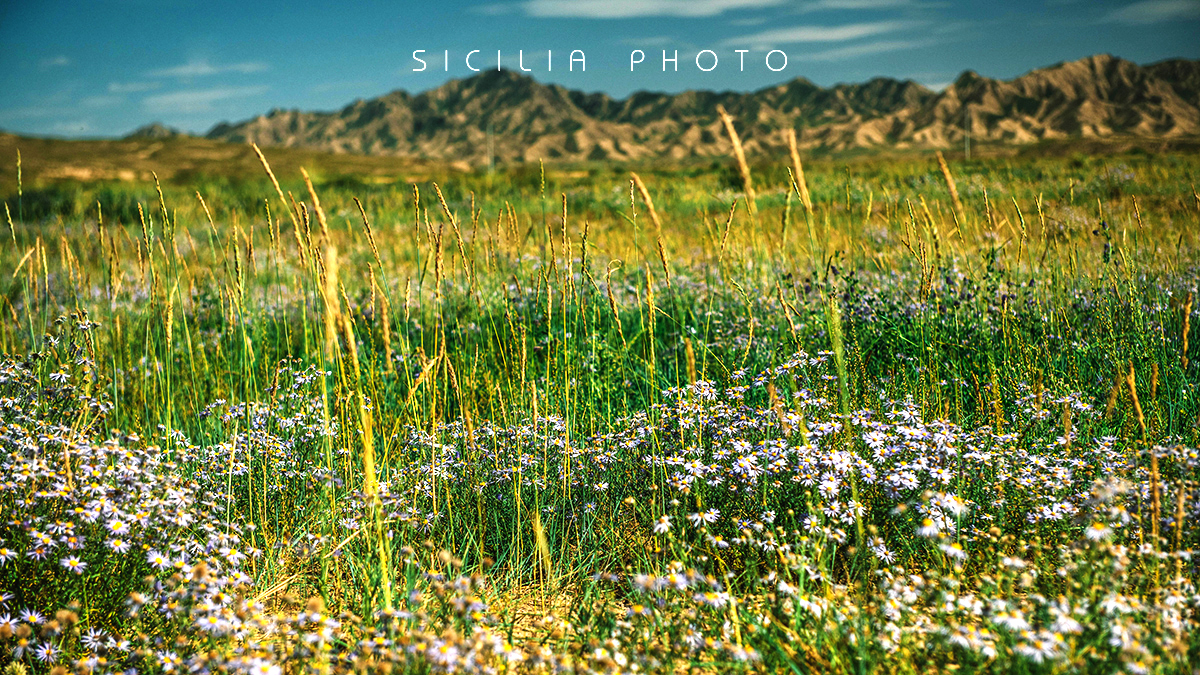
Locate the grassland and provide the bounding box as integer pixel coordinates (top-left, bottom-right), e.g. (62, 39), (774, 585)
(1, 134), (1199, 674)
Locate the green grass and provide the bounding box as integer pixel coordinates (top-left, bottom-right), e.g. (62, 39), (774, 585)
(1, 140), (1199, 673)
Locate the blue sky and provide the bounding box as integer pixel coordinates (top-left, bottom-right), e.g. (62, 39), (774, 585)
(1, 0), (1197, 138)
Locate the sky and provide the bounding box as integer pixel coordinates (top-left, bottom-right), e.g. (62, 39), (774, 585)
(1, 0), (1198, 138)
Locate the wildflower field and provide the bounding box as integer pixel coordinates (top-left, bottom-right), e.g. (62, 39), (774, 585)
(1, 141), (1199, 674)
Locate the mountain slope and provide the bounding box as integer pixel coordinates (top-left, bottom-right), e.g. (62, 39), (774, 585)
(205, 54), (1200, 163)
(124, 122), (188, 139)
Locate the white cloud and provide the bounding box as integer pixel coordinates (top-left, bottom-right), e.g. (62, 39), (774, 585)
(519, 0), (786, 18)
(148, 59), (269, 78)
(479, 0), (921, 17)
(109, 81), (161, 94)
(40, 55), (71, 68)
(143, 86), (268, 114)
(798, 38), (927, 60)
(1103, 0), (1200, 24)
(620, 35), (678, 47)
(721, 20), (912, 47)
(802, 0), (915, 8)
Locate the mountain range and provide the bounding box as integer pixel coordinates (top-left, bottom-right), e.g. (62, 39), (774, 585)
(199, 54), (1200, 164)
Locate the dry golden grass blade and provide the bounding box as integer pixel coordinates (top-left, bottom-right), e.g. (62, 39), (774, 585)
(301, 167), (332, 244)
(716, 104), (757, 216)
(354, 197), (383, 272)
(3, 203), (13, 244)
(784, 128), (812, 213)
(531, 510), (553, 591)
(1126, 361), (1148, 444)
(10, 246), (34, 280)
(629, 172), (663, 233)
(251, 143), (300, 232)
(630, 172), (671, 287)
(936, 151), (966, 225)
(321, 245), (340, 363)
(1183, 292), (1193, 369)
(402, 353), (441, 415)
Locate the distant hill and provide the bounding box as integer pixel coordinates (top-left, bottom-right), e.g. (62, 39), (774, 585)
(0, 132), (454, 192)
(204, 54), (1200, 164)
(124, 122), (188, 139)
